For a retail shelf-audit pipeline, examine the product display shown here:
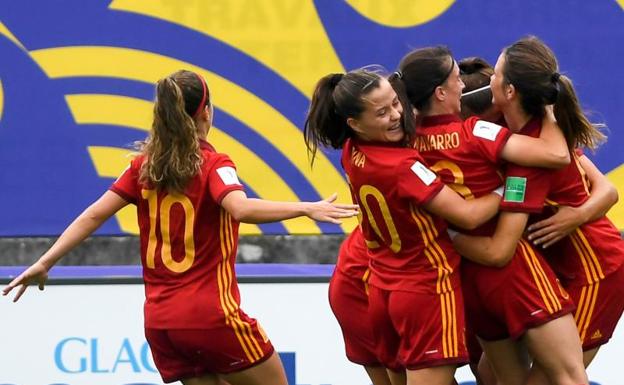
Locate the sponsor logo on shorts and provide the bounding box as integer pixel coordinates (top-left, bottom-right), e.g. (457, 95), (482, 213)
(591, 329), (603, 340)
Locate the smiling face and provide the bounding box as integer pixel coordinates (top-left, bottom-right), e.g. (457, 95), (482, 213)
(347, 78), (404, 143)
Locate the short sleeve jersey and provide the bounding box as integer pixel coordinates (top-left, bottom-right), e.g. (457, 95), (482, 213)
(342, 138), (460, 294)
(500, 119), (624, 285)
(111, 140), (245, 329)
(415, 114), (512, 236)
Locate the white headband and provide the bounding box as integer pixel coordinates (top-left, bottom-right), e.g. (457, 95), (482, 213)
(461, 84), (491, 98)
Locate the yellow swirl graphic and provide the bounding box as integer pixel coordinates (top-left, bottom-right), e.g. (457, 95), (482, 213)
(109, 0), (345, 96)
(344, 0), (455, 27)
(606, 165), (624, 229)
(66, 94), (317, 235)
(0, 21), (26, 50)
(617, 0), (624, 10)
(32, 46), (355, 232)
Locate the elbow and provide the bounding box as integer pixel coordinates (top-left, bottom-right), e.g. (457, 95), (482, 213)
(490, 252), (513, 268)
(457, 215), (482, 231)
(608, 184), (619, 206)
(552, 151), (571, 168)
(226, 206), (247, 222)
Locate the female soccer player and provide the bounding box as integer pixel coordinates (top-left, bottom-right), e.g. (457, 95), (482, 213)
(391, 45), (588, 385)
(453, 36), (624, 385)
(2, 70), (359, 385)
(305, 69), (504, 385)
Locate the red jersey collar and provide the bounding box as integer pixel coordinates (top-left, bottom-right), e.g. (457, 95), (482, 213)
(420, 114), (462, 127)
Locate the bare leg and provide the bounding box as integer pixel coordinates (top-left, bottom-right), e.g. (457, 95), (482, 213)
(406, 364), (455, 385)
(525, 346), (601, 385)
(583, 347), (600, 367)
(387, 368), (407, 385)
(476, 353), (498, 385)
(524, 314), (587, 385)
(221, 351), (288, 385)
(182, 374), (219, 385)
(364, 365), (393, 385)
(479, 337), (529, 385)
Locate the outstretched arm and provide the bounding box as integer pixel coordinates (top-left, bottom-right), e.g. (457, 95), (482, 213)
(527, 155), (618, 248)
(424, 186), (501, 230)
(451, 211), (528, 267)
(500, 108), (570, 168)
(2, 191), (129, 302)
(221, 191), (359, 224)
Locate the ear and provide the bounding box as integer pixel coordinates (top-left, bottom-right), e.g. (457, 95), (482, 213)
(346, 117), (360, 132)
(505, 83), (516, 102)
(433, 86), (445, 102)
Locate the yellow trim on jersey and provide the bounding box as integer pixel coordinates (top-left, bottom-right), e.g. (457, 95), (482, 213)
(218, 209), (265, 362)
(362, 268), (371, 296)
(409, 204), (453, 294)
(518, 240), (561, 314)
(570, 229), (605, 285)
(574, 282), (600, 343)
(408, 204), (459, 357)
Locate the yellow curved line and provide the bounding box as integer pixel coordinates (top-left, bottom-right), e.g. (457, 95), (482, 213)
(0, 21), (26, 50)
(69, 93), (318, 234)
(617, 0), (624, 10)
(109, 0), (345, 96)
(344, 0), (455, 27)
(32, 46), (353, 232)
(606, 164), (624, 230)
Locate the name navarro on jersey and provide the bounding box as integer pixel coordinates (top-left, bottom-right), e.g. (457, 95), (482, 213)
(413, 132), (460, 152)
(351, 148), (366, 168)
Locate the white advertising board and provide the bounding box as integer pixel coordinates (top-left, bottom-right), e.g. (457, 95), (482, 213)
(0, 282), (620, 385)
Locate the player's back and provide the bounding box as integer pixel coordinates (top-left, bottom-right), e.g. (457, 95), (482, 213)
(114, 140), (244, 328)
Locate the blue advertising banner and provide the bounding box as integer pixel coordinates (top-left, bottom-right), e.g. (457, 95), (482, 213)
(0, 1), (622, 236)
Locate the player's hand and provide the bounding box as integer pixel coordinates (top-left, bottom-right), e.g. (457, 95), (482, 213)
(527, 205), (582, 248)
(307, 193), (359, 224)
(2, 261), (49, 302)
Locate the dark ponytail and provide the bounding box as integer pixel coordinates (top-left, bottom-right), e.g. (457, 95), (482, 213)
(503, 36), (605, 149)
(554, 75), (606, 150)
(304, 73), (351, 166)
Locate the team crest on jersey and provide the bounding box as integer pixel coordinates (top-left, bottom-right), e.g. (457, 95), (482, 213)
(410, 161), (436, 186)
(473, 120), (503, 141)
(504, 176), (526, 203)
(217, 167), (241, 186)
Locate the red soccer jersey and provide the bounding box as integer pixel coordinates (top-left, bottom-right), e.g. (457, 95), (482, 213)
(342, 138), (460, 294)
(111, 140), (245, 329)
(335, 225), (370, 279)
(414, 114), (512, 236)
(500, 119), (624, 285)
